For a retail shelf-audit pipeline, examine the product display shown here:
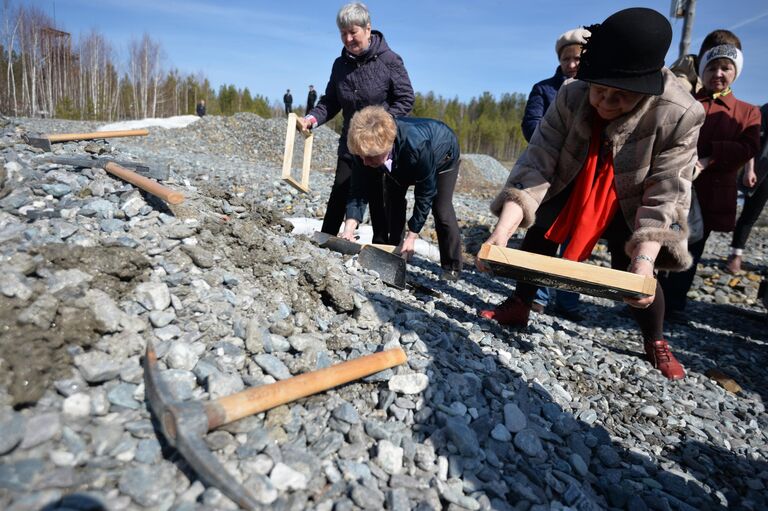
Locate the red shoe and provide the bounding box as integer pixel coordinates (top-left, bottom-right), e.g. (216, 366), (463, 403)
(644, 340), (685, 380)
(479, 296), (530, 327)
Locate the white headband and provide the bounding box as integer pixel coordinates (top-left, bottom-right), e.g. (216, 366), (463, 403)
(698, 44), (743, 81)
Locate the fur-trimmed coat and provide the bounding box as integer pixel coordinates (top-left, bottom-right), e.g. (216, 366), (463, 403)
(490, 68), (705, 271)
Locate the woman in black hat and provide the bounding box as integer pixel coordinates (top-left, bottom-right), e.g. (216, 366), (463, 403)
(476, 8), (705, 380)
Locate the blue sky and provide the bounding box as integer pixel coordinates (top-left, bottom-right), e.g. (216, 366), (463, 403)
(18, 0), (768, 107)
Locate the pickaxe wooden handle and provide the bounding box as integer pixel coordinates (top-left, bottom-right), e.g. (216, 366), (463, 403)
(46, 128), (149, 142)
(206, 348), (407, 428)
(103, 161), (184, 205)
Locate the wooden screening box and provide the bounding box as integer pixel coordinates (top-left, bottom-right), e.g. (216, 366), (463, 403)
(477, 244), (657, 301)
(281, 113), (313, 193)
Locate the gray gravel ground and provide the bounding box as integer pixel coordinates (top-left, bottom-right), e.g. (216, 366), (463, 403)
(1, 114), (767, 511)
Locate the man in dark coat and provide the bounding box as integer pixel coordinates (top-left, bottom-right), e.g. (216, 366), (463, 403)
(306, 85), (317, 115)
(283, 90), (293, 116)
(341, 106), (462, 281)
(196, 99), (206, 117)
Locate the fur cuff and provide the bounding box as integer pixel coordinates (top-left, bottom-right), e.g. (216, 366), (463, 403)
(490, 187), (539, 228)
(625, 227), (693, 271)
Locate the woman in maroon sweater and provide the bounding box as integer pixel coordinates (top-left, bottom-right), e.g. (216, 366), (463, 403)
(661, 44), (761, 315)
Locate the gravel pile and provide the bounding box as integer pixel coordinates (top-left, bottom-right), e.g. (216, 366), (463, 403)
(1, 115), (767, 511)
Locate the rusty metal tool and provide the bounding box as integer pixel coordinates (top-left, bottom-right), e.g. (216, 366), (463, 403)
(46, 155), (183, 205)
(311, 231), (406, 288)
(42, 155), (170, 181)
(23, 128), (149, 152)
(143, 340), (407, 509)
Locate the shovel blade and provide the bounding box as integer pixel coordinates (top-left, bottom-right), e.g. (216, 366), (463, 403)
(359, 245), (406, 289)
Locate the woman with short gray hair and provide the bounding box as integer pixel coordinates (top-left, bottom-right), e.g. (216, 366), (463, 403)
(297, 2), (414, 244)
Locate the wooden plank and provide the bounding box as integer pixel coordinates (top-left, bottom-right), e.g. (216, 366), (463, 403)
(478, 244), (657, 301)
(281, 113), (312, 193)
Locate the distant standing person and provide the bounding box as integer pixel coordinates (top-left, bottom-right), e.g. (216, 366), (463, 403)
(521, 27), (590, 322)
(283, 90), (293, 116)
(297, 2), (414, 244)
(196, 99), (206, 117)
(306, 85), (317, 115)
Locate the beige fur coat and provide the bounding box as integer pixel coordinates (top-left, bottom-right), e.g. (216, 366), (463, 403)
(491, 68), (705, 271)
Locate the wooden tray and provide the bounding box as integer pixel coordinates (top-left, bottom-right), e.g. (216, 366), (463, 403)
(478, 244), (656, 301)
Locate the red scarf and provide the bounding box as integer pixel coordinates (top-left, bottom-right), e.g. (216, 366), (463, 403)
(545, 116), (618, 261)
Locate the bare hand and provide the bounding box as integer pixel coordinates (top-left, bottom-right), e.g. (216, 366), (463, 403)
(339, 229), (356, 241)
(296, 117), (311, 134)
(623, 258), (656, 308)
(397, 233), (417, 262)
(475, 230), (512, 272)
(743, 167), (757, 188)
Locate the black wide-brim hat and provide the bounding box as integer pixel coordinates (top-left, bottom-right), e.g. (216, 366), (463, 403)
(576, 7), (672, 96)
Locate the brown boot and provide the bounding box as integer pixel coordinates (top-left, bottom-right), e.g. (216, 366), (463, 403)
(725, 254), (742, 274)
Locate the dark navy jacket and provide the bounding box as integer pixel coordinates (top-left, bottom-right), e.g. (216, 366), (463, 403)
(521, 67), (566, 142)
(347, 117), (459, 233)
(308, 30), (414, 156)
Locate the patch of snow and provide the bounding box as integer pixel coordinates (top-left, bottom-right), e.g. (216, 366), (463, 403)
(99, 115), (200, 131)
(287, 218), (442, 262)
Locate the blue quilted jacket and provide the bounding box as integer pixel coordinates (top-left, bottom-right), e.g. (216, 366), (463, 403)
(347, 117), (459, 234)
(521, 67), (566, 142)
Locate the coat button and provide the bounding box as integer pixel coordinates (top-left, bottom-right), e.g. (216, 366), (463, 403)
(514, 183), (524, 189)
(670, 223), (681, 231)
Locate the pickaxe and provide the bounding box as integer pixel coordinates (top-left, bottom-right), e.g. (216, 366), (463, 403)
(43, 155), (169, 181)
(143, 340), (407, 509)
(23, 128), (149, 152)
(45, 155), (183, 205)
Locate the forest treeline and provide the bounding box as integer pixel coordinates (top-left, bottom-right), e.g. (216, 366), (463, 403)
(0, 3), (528, 161)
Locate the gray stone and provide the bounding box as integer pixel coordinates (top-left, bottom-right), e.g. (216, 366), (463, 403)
(118, 464), (176, 508)
(0, 409), (25, 455)
(107, 383), (140, 409)
(135, 438), (162, 464)
(376, 439), (404, 475)
(287, 332), (324, 352)
(20, 413), (61, 449)
(162, 369), (197, 401)
(133, 281), (171, 311)
(244, 473), (278, 505)
(62, 392), (91, 416)
(444, 417), (480, 457)
(332, 402), (360, 424)
(17, 294), (58, 328)
(100, 218), (125, 233)
(388, 373), (429, 394)
(74, 351), (123, 383)
(270, 462), (308, 491)
(490, 423), (512, 442)
(350, 482), (385, 509)
(42, 182), (71, 197)
(253, 353), (292, 380)
(166, 341), (199, 370)
(83, 289), (123, 333)
(182, 245), (215, 268)
(596, 444), (622, 468)
(514, 429), (544, 457)
(504, 403), (527, 433)
(148, 309), (176, 327)
(206, 371), (245, 399)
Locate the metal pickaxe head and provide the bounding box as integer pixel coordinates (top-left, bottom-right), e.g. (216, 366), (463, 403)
(23, 128), (150, 152)
(143, 340), (407, 510)
(143, 340), (263, 509)
(23, 133), (53, 152)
